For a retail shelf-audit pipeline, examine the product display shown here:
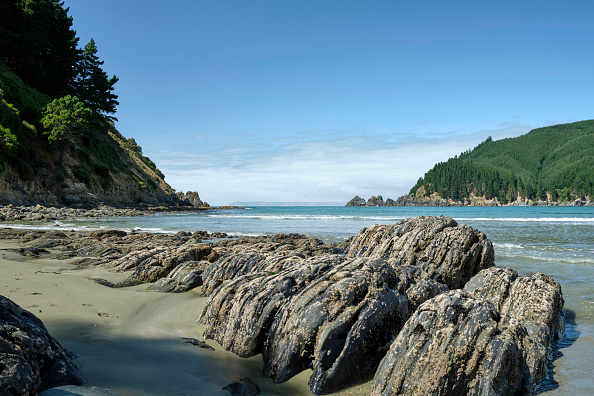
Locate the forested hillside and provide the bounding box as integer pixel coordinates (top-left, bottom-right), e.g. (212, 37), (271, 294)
(0, 0), (183, 207)
(408, 120), (594, 204)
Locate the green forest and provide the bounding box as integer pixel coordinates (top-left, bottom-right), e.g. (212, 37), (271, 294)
(0, 0), (165, 198)
(409, 120), (594, 204)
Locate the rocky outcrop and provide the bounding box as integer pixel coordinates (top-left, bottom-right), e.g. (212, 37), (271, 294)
(147, 260), (211, 292)
(200, 254), (345, 358)
(198, 216), (496, 394)
(371, 268), (565, 395)
(107, 244), (220, 282)
(346, 216), (495, 289)
(345, 195), (366, 206)
(176, 191), (209, 207)
(0, 295), (84, 395)
(0, 204), (145, 222)
(366, 196), (385, 206)
(261, 258), (411, 394)
(213, 233), (346, 257)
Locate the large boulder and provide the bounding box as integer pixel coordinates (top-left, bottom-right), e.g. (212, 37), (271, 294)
(0, 296), (83, 395)
(346, 216), (495, 289)
(371, 268), (565, 395)
(262, 258), (411, 394)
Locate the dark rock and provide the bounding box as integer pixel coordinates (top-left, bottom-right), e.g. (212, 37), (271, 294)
(88, 229), (127, 239)
(182, 337), (215, 351)
(346, 216), (494, 289)
(106, 244), (219, 283)
(366, 195), (385, 206)
(261, 258), (411, 395)
(200, 254), (344, 358)
(371, 268), (565, 395)
(147, 260), (210, 292)
(90, 278), (145, 288)
(39, 385), (118, 395)
(370, 290), (503, 396)
(0, 295), (84, 395)
(9, 247), (51, 257)
(345, 195), (366, 206)
(222, 377), (260, 396)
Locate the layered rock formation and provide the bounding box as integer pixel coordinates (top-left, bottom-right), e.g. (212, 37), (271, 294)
(198, 216), (505, 394)
(0, 296), (84, 395)
(2, 216), (565, 395)
(371, 268), (564, 395)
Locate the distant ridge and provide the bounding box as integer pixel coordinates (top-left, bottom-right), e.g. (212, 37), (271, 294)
(404, 120), (594, 206)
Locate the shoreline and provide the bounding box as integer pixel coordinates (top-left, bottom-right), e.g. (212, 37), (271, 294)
(1, 212), (588, 395)
(0, 231), (368, 396)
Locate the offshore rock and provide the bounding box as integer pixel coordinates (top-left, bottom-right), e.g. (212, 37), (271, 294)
(371, 268), (565, 395)
(176, 190), (207, 207)
(262, 258), (411, 395)
(345, 195), (366, 206)
(366, 195), (385, 206)
(200, 254), (345, 358)
(346, 216), (494, 289)
(0, 295), (84, 395)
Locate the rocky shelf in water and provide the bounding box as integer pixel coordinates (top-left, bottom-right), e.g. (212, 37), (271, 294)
(0, 216), (566, 395)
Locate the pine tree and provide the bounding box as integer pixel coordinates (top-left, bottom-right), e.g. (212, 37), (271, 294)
(74, 39), (119, 120)
(0, 0), (80, 98)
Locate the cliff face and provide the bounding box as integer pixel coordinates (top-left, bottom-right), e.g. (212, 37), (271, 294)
(0, 60), (192, 208)
(0, 125), (184, 208)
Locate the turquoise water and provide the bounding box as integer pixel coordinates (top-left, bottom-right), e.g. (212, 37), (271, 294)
(5, 205), (594, 394)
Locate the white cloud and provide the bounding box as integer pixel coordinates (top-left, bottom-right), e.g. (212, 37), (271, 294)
(149, 123), (532, 205)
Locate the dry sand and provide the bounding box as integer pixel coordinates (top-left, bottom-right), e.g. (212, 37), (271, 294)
(0, 239), (370, 396)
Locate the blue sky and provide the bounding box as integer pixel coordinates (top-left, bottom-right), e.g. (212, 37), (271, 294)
(63, 0), (594, 205)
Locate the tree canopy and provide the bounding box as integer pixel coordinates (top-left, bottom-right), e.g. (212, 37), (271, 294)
(73, 39), (119, 119)
(409, 120), (594, 203)
(0, 0), (118, 118)
(41, 95), (92, 166)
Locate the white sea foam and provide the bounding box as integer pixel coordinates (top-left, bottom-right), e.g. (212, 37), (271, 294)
(494, 242), (525, 250)
(459, 217), (594, 223)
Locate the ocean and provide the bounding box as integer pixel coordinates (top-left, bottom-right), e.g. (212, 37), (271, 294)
(4, 205), (594, 394)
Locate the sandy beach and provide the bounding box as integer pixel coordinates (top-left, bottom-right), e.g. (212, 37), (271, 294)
(0, 237), (371, 396)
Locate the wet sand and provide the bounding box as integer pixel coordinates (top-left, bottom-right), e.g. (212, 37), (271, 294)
(0, 239), (370, 396)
